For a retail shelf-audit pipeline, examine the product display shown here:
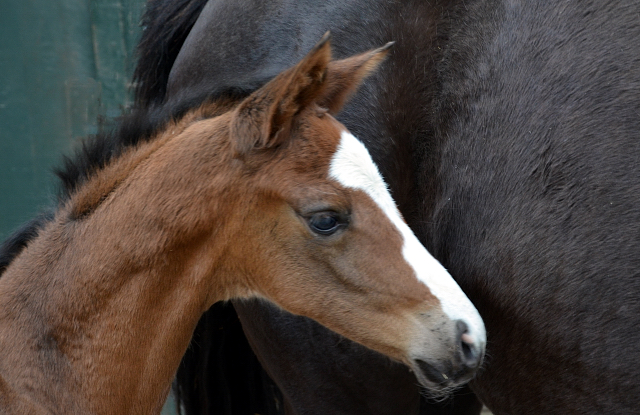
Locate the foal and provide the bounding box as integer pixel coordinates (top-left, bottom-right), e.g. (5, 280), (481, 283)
(0, 36), (485, 414)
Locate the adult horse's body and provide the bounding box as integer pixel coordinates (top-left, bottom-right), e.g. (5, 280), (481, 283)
(0, 39), (485, 414)
(130, 0), (640, 414)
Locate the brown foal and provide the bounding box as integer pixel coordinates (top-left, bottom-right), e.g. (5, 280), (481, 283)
(0, 36), (485, 414)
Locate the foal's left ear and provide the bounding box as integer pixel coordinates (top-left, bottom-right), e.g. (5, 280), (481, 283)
(230, 33), (332, 156)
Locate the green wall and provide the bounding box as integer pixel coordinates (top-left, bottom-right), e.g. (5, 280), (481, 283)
(0, 0), (145, 240)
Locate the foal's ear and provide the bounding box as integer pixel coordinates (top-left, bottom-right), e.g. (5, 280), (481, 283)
(319, 41), (394, 114)
(230, 33), (332, 156)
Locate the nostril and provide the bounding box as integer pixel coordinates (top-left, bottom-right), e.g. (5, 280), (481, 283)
(456, 320), (479, 368)
(460, 332), (474, 345)
(456, 320), (469, 337)
(461, 337), (476, 364)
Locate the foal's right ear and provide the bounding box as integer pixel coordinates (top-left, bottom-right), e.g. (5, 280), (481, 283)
(230, 33), (332, 157)
(319, 41), (394, 115)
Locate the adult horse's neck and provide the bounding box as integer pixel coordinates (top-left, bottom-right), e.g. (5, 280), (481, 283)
(0, 108), (241, 414)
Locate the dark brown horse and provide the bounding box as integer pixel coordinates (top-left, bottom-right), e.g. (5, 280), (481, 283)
(130, 1), (640, 414)
(0, 38), (485, 414)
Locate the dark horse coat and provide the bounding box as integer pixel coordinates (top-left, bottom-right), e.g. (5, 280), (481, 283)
(2, 0), (639, 414)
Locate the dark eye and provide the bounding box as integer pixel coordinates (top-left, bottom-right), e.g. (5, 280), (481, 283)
(308, 212), (345, 236)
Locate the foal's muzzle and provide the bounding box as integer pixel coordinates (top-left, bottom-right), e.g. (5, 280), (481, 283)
(411, 319), (485, 392)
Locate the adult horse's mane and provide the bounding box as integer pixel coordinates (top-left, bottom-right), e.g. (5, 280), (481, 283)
(133, 0), (209, 107)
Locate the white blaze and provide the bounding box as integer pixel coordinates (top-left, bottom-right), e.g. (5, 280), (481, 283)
(329, 130), (486, 346)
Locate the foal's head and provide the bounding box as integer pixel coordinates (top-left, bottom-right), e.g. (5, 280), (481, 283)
(216, 34), (486, 391)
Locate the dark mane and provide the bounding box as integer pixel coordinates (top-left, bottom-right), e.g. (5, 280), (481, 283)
(55, 108), (163, 199)
(0, 213), (54, 276)
(133, 0), (209, 107)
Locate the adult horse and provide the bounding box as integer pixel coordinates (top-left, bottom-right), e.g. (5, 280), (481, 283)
(133, 0), (640, 414)
(0, 39), (485, 414)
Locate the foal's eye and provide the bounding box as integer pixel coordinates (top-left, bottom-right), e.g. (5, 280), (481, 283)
(308, 212), (345, 236)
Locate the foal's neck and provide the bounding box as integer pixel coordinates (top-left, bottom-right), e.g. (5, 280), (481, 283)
(0, 109), (246, 414)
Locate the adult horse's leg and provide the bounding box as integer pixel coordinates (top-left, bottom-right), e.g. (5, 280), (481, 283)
(420, 387), (482, 415)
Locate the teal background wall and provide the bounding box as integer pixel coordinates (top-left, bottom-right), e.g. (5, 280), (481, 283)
(0, 0), (145, 240)
(0, 1), (177, 412)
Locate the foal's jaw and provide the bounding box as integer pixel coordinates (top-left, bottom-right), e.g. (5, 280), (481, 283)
(328, 130), (486, 389)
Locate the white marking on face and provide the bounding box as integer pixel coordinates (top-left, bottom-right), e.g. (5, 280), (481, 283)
(329, 130), (486, 346)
